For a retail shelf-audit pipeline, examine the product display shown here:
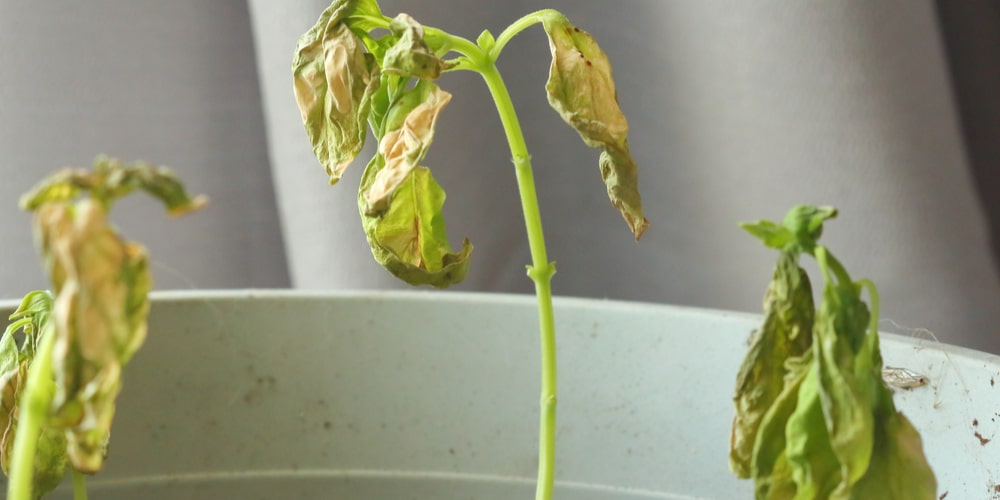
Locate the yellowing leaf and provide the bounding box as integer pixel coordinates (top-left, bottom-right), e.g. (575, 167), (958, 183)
(364, 83), (451, 214)
(20, 156), (207, 216)
(359, 156), (471, 287)
(730, 253), (814, 477)
(382, 13), (447, 80)
(34, 200), (150, 473)
(293, 0), (380, 184)
(543, 14), (647, 239)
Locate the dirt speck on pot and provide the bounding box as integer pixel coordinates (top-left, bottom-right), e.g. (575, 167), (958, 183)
(974, 430), (991, 446)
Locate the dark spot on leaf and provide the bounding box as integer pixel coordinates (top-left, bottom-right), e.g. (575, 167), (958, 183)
(323, 421), (332, 430)
(586, 60), (592, 66)
(448, 447), (455, 455)
(573, 27), (581, 32)
(939, 492), (948, 499)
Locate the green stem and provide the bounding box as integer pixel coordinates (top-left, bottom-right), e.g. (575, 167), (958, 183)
(491, 10), (561, 59)
(8, 322), (57, 500)
(479, 61), (558, 500)
(72, 469), (89, 500)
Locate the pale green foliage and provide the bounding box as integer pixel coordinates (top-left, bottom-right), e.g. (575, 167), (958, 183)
(0, 292), (67, 497)
(732, 205), (936, 499)
(542, 14), (648, 239)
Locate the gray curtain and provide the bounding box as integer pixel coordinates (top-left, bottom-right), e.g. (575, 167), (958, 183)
(3, 1), (999, 353)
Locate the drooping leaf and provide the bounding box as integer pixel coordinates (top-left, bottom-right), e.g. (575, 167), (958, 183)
(382, 13), (447, 80)
(851, 411), (936, 499)
(542, 14), (648, 239)
(363, 81), (451, 214)
(34, 200), (151, 473)
(730, 252), (814, 477)
(736, 206), (936, 499)
(784, 369), (841, 500)
(359, 156), (471, 287)
(19, 157), (207, 216)
(293, 0), (381, 184)
(813, 278), (874, 496)
(751, 353), (810, 499)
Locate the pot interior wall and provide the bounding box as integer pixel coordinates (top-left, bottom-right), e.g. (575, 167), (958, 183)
(1, 291), (996, 499)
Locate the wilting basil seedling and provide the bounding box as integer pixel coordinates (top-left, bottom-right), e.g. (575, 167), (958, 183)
(5, 157), (205, 500)
(294, 3), (647, 499)
(732, 205), (936, 499)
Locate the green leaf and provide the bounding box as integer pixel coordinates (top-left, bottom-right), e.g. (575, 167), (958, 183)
(293, 0), (381, 185)
(0, 293), (68, 496)
(741, 220), (794, 250)
(751, 354), (810, 499)
(542, 14), (648, 239)
(813, 281), (874, 495)
(851, 412), (936, 499)
(476, 29), (496, 52)
(382, 14), (447, 80)
(785, 369), (841, 500)
(730, 253), (814, 477)
(362, 80), (451, 214)
(741, 205), (837, 254)
(359, 156), (472, 287)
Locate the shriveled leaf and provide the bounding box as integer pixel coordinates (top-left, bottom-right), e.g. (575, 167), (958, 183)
(359, 156), (471, 287)
(730, 253), (814, 477)
(364, 82), (451, 214)
(542, 14), (648, 239)
(35, 200), (149, 473)
(785, 370), (841, 500)
(20, 157), (207, 216)
(382, 14), (447, 80)
(293, 0), (380, 184)
(814, 281), (874, 495)
(851, 412), (936, 499)
(751, 354), (810, 499)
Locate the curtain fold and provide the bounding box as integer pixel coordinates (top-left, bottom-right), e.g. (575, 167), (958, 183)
(1, 1), (995, 351)
(0, 0), (290, 293)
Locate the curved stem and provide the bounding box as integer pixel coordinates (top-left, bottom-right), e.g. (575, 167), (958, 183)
(479, 62), (558, 500)
(492, 9), (562, 60)
(8, 322), (57, 500)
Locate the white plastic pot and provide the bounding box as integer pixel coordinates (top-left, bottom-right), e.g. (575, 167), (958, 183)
(4, 291), (998, 498)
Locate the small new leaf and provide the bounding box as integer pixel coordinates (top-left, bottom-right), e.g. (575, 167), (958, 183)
(543, 14), (648, 239)
(382, 14), (447, 80)
(359, 156), (472, 287)
(293, 0), (381, 184)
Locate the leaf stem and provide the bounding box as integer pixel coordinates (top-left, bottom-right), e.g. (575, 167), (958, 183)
(491, 10), (561, 60)
(479, 60), (558, 500)
(7, 321), (57, 500)
(72, 469), (89, 500)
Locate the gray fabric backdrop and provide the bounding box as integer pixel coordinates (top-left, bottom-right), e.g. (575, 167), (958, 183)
(2, 1), (998, 352)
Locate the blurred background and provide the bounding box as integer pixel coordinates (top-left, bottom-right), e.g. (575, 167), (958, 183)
(1, 1), (998, 352)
